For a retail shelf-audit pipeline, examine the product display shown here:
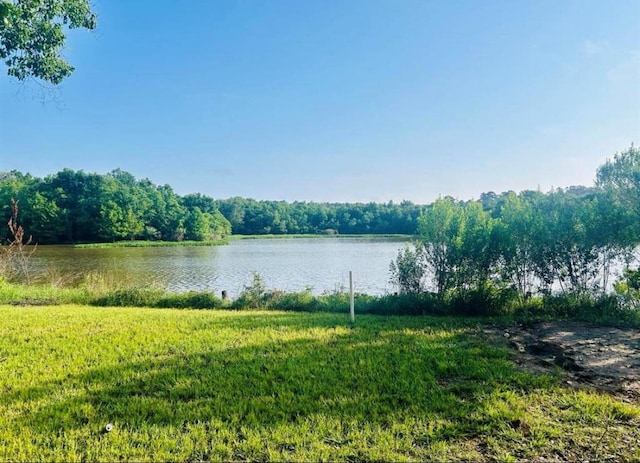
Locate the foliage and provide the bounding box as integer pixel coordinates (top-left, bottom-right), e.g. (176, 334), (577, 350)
(0, 169), (232, 244)
(416, 197), (465, 294)
(90, 288), (170, 308)
(365, 292), (442, 316)
(495, 192), (537, 297)
(535, 293), (631, 323)
(614, 267), (640, 310)
(231, 272), (268, 309)
(384, 145), (640, 318)
(389, 243), (427, 294)
(0, 0), (96, 84)
(2, 273), (638, 326)
(259, 289), (321, 312)
(74, 239), (229, 248)
(0, 169), (419, 244)
(217, 197), (421, 236)
(597, 144), (640, 226)
(416, 198), (500, 296)
(446, 283), (520, 317)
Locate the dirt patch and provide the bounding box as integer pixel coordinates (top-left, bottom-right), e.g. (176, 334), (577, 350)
(485, 321), (640, 401)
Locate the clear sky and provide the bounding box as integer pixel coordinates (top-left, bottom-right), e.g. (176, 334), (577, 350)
(1, 0), (638, 203)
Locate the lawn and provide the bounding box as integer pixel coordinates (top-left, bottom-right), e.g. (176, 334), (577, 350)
(0, 306), (637, 462)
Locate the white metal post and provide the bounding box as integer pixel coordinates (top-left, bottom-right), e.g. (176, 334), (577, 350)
(349, 270), (355, 325)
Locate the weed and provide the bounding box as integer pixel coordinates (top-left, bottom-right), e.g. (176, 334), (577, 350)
(0, 199), (37, 284)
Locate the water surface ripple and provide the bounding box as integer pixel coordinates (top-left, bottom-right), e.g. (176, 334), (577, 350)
(30, 237), (410, 297)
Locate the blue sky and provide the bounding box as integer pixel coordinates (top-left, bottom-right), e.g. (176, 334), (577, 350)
(1, 0), (638, 203)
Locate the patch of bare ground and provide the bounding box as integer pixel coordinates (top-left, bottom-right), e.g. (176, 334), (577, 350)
(485, 320), (640, 402)
(476, 321), (640, 462)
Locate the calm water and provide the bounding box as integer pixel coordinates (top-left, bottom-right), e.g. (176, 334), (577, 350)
(30, 237), (410, 297)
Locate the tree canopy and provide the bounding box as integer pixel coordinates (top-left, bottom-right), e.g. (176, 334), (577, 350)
(0, 169), (421, 244)
(390, 145), (640, 304)
(0, 0), (96, 84)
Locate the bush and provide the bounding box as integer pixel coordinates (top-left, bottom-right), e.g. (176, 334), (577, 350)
(156, 291), (223, 309)
(232, 273), (268, 309)
(91, 288), (167, 307)
(511, 297), (544, 319)
(269, 290), (320, 312)
(614, 267), (640, 310)
(389, 244), (427, 294)
(446, 283), (520, 317)
(538, 293), (637, 324)
(365, 292), (442, 315)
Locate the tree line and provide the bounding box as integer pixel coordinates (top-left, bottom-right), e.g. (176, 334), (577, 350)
(0, 169), (231, 244)
(0, 168), (422, 244)
(391, 145), (639, 304)
(217, 197), (421, 235)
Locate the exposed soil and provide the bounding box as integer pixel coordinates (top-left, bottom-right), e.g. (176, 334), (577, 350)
(485, 321), (640, 402)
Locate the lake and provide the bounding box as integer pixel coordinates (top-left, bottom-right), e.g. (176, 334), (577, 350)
(29, 237), (411, 297)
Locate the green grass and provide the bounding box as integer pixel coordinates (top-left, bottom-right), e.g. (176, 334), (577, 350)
(72, 234), (413, 247)
(230, 233), (414, 240)
(0, 306), (637, 462)
(74, 239), (229, 249)
(2, 278), (639, 328)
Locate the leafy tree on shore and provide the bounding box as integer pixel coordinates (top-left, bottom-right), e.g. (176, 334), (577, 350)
(495, 192), (538, 298)
(597, 145), (640, 239)
(390, 146), (638, 306)
(416, 197), (465, 295)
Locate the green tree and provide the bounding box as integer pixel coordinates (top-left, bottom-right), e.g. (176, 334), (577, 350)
(596, 145), (640, 240)
(0, 0), (96, 84)
(98, 200), (127, 242)
(457, 201), (497, 289)
(390, 244), (426, 294)
(417, 197), (465, 295)
(496, 192), (538, 298)
(184, 207), (231, 241)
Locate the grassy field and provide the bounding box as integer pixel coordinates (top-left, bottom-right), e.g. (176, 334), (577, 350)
(0, 306), (638, 462)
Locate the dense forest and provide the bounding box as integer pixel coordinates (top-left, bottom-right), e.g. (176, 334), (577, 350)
(0, 169), (231, 244)
(0, 168), (422, 243)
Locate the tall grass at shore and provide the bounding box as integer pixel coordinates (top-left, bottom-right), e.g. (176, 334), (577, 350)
(0, 306), (637, 462)
(1, 276), (638, 327)
(229, 234), (414, 240)
(74, 239), (229, 248)
(72, 234), (413, 248)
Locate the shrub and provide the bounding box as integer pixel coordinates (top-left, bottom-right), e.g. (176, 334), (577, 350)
(314, 291), (350, 313)
(365, 292), (442, 316)
(232, 272), (268, 309)
(538, 293), (637, 324)
(91, 288), (167, 307)
(157, 291), (223, 309)
(389, 244), (427, 294)
(446, 283), (519, 317)
(614, 267), (640, 310)
(269, 290), (320, 312)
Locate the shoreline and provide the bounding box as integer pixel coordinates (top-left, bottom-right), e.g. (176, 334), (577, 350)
(55, 234), (415, 248)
